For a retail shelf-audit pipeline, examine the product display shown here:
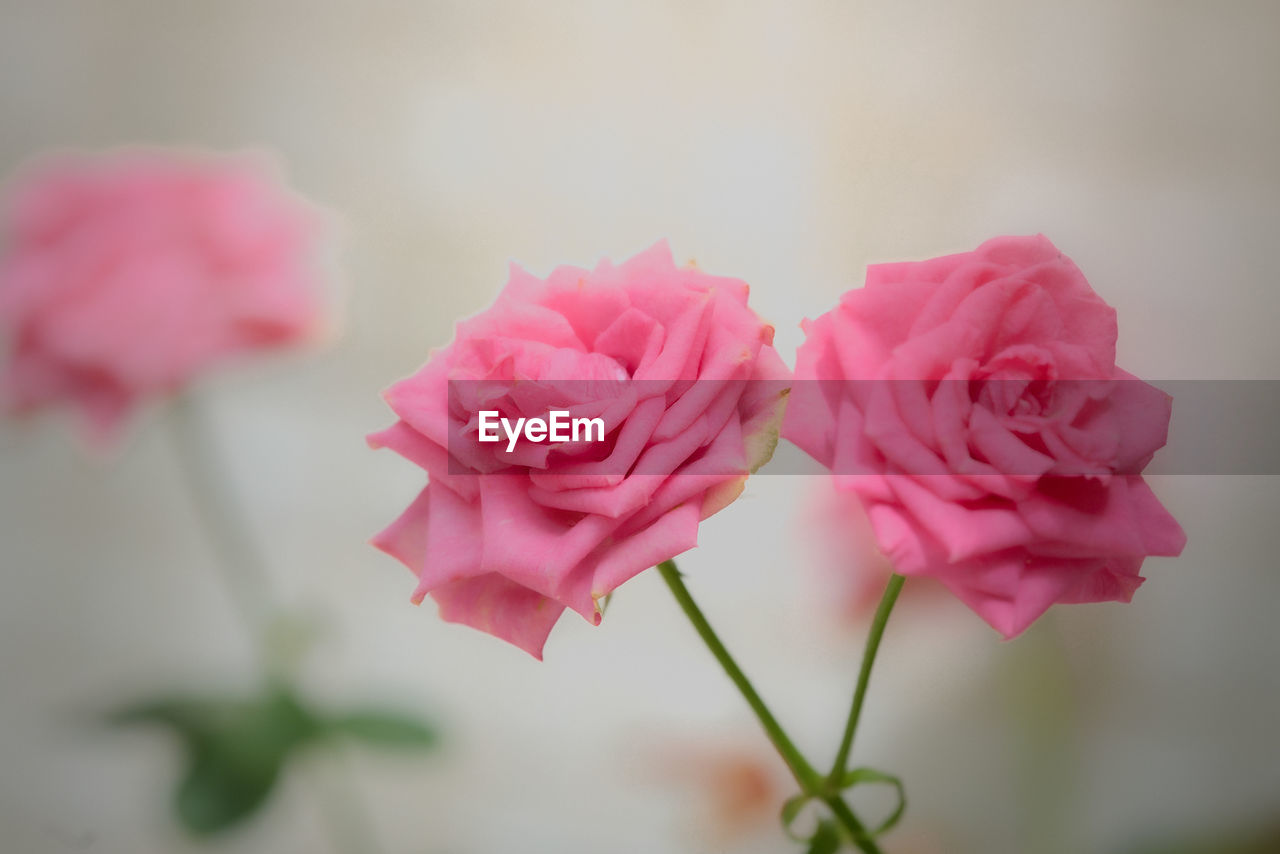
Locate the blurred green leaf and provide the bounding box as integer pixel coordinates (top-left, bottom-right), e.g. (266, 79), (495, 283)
(781, 792), (817, 842)
(175, 743), (281, 836)
(109, 688), (441, 836)
(323, 709), (439, 749)
(108, 689), (320, 836)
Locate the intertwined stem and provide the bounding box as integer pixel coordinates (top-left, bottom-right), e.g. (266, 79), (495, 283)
(656, 559), (884, 853)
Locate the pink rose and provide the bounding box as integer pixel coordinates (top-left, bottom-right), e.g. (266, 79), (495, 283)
(369, 242), (790, 658)
(783, 235), (1185, 638)
(0, 151), (327, 444)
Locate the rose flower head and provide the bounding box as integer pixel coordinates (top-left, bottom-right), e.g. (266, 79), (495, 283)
(0, 150), (329, 445)
(369, 242), (790, 658)
(783, 235), (1185, 638)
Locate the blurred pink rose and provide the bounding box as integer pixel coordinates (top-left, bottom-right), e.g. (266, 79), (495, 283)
(784, 235), (1185, 638)
(369, 242), (790, 658)
(0, 151), (327, 443)
(810, 484), (953, 625)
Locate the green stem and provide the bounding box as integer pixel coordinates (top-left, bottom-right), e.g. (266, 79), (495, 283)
(827, 573), (905, 783)
(656, 560), (817, 787)
(824, 796), (881, 853)
(656, 560), (883, 853)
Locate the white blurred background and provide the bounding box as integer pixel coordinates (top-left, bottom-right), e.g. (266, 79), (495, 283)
(1, 2), (1278, 852)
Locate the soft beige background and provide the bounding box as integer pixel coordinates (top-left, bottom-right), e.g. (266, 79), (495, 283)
(2, 2), (1278, 852)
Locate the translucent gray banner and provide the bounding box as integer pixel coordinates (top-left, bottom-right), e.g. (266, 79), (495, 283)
(440, 380), (1280, 476)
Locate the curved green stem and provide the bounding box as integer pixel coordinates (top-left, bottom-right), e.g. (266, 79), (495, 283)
(656, 559), (883, 853)
(827, 573), (905, 783)
(656, 559), (818, 789)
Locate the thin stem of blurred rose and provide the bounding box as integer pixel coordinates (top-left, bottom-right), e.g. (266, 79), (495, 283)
(168, 395), (384, 854)
(656, 560), (883, 853)
(827, 573), (905, 783)
(168, 394), (276, 648)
